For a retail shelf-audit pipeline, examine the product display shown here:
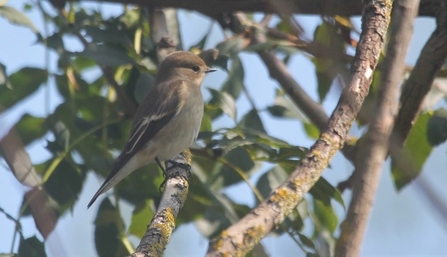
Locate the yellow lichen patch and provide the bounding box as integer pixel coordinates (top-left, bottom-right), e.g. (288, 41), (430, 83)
(183, 149), (192, 164)
(230, 226), (265, 257)
(210, 230), (227, 251)
(344, 136), (358, 147)
(243, 226), (264, 245)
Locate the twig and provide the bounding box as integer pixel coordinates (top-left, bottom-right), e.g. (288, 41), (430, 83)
(206, 0), (392, 255)
(334, 0), (419, 255)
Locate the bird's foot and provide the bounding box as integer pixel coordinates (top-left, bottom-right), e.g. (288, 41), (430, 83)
(158, 160), (192, 192)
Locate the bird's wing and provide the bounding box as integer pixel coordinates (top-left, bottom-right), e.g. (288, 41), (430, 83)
(87, 80), (184, 208)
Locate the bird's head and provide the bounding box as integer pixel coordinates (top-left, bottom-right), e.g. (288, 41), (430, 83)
(156, 51), (216, 85)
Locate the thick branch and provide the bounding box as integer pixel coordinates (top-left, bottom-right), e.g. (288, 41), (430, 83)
(392, 0), (447, 147)
(79, 0), (438, 17)
(335, 0), (419, 255)
(206, 0), (392, 255)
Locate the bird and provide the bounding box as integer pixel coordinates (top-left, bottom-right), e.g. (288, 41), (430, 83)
(87, 51), (216, 208)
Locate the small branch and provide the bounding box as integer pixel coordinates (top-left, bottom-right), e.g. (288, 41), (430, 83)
(392, 0), (447, 147)
(335, 0), (419, 255)
(206, 0), (392, 255)
(128, 151), (191, 257)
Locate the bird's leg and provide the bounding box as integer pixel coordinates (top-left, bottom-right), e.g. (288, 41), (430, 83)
(155, 157), (169, 192)
(155, 157), (168, 177)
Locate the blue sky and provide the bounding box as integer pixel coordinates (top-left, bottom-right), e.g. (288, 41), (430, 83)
(0, 1), (446, 256)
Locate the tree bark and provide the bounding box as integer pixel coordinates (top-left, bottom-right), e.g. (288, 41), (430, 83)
(206, 0), (393, 255)
(335, 0), (419, 255)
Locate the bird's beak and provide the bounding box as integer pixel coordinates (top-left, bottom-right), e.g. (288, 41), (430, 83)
(205, 67), (217, 73)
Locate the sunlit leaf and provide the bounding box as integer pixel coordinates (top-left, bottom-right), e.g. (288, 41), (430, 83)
(0, 6), (39, 33)
(303, 122), (320, 139)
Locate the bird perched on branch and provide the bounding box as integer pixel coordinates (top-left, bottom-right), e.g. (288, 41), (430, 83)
(88, 51), (216, 208)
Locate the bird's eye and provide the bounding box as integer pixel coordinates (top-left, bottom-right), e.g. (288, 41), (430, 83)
(191, 66), (200, 72)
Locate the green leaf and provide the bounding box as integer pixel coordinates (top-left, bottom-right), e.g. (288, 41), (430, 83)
(209, 147), (256, 188)
(134, 73), (154, 104)
(43, 32), (65, 53)
(128, 199), (155, 238)
(256, 166), (288, 200)
(313, 198), (338, 233)
(216, 36), (248, 56)
(214, 54), (229, 71)
(208, 88), (237, 121)
(239, 108), (266, 134)
(195, 206), (232, 239)
(391, 112), (433, 190)
(221, 56), (244, 99)
(18, 236), (47, 257)
(0, 63), (7, 87)
(83, 25), (132, 46)
(427, 108), (447, 146)
(267, 89), (307, 120)
(94, 199), (128, 257)
(0, 67), (48, 110)
(15, 114), (47, 146)
(303, 122), (320, 139)
(0, 6), (39, 33)
(114, 164), (163, 205)
(312, 22), (345, 102)
(43, 158), (86, 212)
(309, 177), (345, 209)
(72, 45), (137, 67)
(297, 233), (316, 249)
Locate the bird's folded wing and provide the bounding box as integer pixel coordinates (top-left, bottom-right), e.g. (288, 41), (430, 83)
(112, 80), (184, 173)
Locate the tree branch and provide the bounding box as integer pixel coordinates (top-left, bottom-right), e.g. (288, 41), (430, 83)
(78, 0), (438, 17)
(392, 0), (447, 147)
(206, 0), (392, 255)
(128, 152), (191, 257)
(335, 0), (419, 255)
